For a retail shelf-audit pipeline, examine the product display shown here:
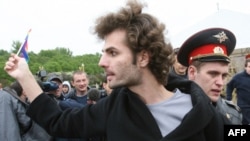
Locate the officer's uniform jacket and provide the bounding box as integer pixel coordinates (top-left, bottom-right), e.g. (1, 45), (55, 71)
(216, 97), (242, 124)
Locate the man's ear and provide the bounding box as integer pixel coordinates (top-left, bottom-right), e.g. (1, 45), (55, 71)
(188, 66), (196, 80)
(70, 80), (74, 87)
(138, 50), (149, 67)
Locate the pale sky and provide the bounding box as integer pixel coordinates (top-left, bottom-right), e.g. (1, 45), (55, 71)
(1, 0), (250, 56)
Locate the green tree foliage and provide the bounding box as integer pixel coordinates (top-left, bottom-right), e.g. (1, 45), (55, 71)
(0, 49), (9, 56)
(11, 41), (22, 53)
(0, 40), (104, 86)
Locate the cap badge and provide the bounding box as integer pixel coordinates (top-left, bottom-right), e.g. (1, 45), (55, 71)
(213, 46), (225, 54)
(213, 31), (228, 43)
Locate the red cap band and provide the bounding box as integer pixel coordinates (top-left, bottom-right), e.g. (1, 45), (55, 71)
(188, 44), (227, 65)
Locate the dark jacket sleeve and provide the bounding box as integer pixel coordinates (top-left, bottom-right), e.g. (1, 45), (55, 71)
(226, 77), (235, 100)
(166, 73), (190, 92)
(26, 93), (108, 138)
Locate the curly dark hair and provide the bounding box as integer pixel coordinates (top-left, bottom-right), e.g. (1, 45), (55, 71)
(94, 0), (174, 84)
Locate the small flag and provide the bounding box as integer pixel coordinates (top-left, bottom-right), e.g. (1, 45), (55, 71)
(17, 29), (31, 63)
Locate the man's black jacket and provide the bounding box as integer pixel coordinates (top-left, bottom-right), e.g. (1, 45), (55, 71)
(27, 75), (224, 141)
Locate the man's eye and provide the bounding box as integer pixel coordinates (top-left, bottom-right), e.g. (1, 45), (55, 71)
(222, 74), (229, 80)
(208, 72), (218, 77)
(110, 51), (117, 56)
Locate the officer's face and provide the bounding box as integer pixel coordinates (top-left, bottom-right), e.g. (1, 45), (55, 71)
(188, 62), (229, 102)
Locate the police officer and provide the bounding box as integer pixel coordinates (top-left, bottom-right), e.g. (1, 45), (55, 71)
(177, 27), (242, 124)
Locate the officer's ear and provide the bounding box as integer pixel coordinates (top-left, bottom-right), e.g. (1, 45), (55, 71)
(188, 65), (197, 80)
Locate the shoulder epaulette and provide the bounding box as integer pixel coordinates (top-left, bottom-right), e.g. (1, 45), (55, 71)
(224, 100), (241, 112)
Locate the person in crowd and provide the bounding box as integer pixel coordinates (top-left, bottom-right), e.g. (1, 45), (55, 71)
(169, 47), (187, 79)
(59, 70), (90, 110)
(4, 0), (224, 141)
(45, 75), (65, 103)
(62, 81), (72, 97)
(86, 88), (101, 105)
(59, 72), (102, 141)
(0, 81), (52, 141)
(99, 77), (113, 98)
(44, 76), (80, 141)
(176, 27), (242, 124)
(226, 54), (250, 124)
(166, 47), (188, 91)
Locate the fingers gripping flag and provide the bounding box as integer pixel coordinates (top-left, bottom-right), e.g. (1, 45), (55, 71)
(17, 29), (31, 63)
